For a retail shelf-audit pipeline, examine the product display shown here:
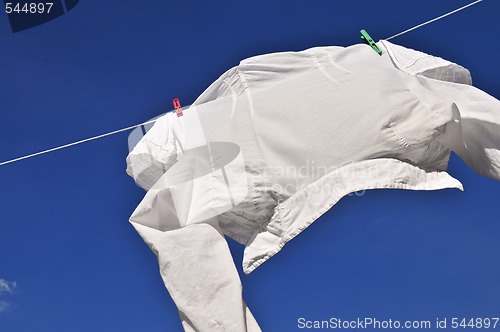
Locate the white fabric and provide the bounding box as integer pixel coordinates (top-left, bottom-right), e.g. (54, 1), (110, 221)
(126, 40), (500, 331)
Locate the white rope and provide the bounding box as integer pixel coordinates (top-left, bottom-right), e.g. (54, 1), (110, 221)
(0, 118), (158, 166)
(0, 0), (485, 167)
(385, 0), (483, 40)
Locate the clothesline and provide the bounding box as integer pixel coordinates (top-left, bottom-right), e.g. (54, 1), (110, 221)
(385, 0), (483, 40)
(0, 0), (484, 167)
(0, 119), (158, 166)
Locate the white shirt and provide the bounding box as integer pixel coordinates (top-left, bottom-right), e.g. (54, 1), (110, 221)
(126, 40), (500, 331)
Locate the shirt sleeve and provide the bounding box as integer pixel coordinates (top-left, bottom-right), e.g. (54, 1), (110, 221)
(130, 221), (262, 332)
(381, 40), (500, 181)
(429, 79), (500, 180)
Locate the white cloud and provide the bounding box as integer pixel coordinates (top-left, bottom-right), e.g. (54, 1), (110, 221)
(0, 279), (17, 313)
(0, 279), (17, 294)
(0, 301), (10, 312)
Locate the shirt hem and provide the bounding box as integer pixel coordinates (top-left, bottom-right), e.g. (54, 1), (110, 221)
(242, 158), (463, 274)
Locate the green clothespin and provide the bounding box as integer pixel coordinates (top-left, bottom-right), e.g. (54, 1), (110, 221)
(360, 29), (382, 56)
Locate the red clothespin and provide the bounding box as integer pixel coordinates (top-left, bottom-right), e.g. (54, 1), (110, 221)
(173, 98), (183, 117)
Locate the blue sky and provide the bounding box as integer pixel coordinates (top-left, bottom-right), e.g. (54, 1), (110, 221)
(0, 0), (499, 331)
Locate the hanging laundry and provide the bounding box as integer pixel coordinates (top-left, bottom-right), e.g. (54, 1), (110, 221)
(126, 40), (500, 331)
